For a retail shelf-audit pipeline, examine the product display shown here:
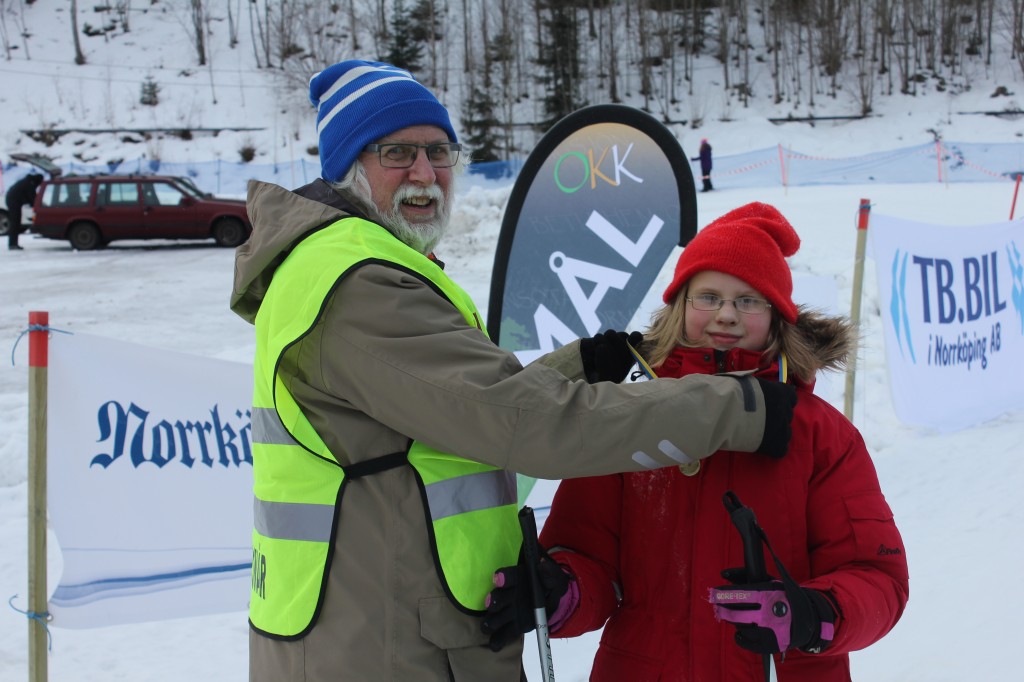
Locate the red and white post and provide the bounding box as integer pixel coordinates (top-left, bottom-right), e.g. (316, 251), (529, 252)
(27, 312), (49, 682)
(844, 202), (871, 422)
(1011, 173), (1022, 220)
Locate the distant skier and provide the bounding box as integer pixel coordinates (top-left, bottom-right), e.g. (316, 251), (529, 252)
(692, 138), (713, 192)
(5, 173), (43, 250)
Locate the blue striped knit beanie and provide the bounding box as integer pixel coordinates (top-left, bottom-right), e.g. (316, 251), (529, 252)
(309, 60), (457, 182)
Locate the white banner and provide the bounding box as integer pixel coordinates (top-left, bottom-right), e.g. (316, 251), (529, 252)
(46, 332), (254, 628)
(869, 213), (1024, 431)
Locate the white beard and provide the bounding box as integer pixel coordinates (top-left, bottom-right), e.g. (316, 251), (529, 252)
(377, 183), (451, 255)
(344, 166), (451, 255)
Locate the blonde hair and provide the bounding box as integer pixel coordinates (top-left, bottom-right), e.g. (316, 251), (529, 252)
(642, 285), (852, 384)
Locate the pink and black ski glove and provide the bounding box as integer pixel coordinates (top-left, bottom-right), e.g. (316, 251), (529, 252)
(710, 573), (836, 655)
(481, 548), (573, 652)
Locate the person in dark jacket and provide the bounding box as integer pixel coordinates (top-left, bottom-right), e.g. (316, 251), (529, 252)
(484, 202), (909, 681)
(692, 138), (713, 192)
(5, 173), (43, 250)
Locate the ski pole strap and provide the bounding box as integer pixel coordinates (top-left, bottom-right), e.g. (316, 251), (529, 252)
(723, 491), (803, 588)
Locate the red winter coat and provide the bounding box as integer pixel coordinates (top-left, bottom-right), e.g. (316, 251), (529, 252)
(540, 346), (909, 682)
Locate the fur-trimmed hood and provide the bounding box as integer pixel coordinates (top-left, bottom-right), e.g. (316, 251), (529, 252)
(791, 305), (858, 375)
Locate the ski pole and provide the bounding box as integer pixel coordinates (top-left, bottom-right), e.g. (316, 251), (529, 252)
(519, 506), (556, 682)
(723, 491), (778, 682)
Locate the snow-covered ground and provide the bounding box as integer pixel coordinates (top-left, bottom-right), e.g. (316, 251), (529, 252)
(3, 1), (1024, 680)
(2, 178), (1022, 681)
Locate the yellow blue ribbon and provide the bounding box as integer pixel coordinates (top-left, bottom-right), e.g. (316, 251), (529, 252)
(627, 343), (658, 379)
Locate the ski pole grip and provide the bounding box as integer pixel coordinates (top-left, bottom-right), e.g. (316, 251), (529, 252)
(723, 491), (768, 582)
(519, 506), (546, 610)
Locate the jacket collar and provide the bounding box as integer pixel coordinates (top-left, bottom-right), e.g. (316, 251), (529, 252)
(658, 346), (812, 391)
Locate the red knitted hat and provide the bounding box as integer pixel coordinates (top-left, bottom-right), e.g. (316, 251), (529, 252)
(662, 202), (800, 323)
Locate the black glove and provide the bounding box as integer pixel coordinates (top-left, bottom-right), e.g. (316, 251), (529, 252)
(710, 569), (836, 655)
(480, 547), (571, 651)
(752, 377), (797, 459)
(580, 329), (644, 384)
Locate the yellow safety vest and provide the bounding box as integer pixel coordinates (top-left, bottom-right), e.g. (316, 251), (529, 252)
(249, 218), (521, 639)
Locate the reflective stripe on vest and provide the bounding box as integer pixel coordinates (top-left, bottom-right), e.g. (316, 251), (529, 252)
(426, 469), (518, 520)
(248, 218), (520, 639)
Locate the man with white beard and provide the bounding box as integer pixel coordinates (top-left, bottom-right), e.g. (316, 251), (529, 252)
(230, 59), (796, 681)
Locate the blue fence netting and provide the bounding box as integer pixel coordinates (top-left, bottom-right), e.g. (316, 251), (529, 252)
(3, 142), (1023, 197)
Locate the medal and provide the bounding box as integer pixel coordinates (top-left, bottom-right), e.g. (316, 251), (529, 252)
(678, 461), (701, 476)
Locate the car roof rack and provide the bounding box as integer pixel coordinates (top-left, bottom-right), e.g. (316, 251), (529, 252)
(9, 152), (63, 177)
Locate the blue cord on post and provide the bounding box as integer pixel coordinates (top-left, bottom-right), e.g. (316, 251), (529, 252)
(9, 594), (53, 651)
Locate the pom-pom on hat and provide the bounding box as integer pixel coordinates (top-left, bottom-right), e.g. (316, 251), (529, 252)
(309, 60), (457, 182)
(662, 202), (801, 323)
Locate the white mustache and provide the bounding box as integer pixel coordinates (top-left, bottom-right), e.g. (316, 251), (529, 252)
(393, 183), (444, 210)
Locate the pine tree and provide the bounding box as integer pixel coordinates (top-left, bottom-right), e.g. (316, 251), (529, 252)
(383, 0), (424, 74)
(408, 0), (443, 42)
(139, 77), (160, 106)
(535, 2), (586, 131)
(462, 85), (502, 162)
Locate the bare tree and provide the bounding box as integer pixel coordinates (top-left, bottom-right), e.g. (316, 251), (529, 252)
(279, 2), (352, 86)
(3, 0), (31, 60)
(227, 0), (241, 48)
(439, 1), (450, 93)
(71, 0), (86, 64)
(606, 1), (621, 102)
(735, 0), (751, 107)
(348, 0), (361, 52)
(1008, 0), (1024, 78)
(462, 0), (473, 72)
(272, 0), (305, 69)
(637, 0), (653, 112)
(370, 0), (388, 56)
(188, 0), (207, 66)
(115, 0), (132, 33)
(414, 0), (440, 86)
(495, 0), (516, 155)
(248, 0), (271, 68)
(764, 0), (785, 103)
(984, 0), (995, 65)
(853, 0), (875, 114)
(891, 0), (914, 94)
(718, 0), (733, 92)
(0, 0), (11, 61)
(875, 0), (895, 96)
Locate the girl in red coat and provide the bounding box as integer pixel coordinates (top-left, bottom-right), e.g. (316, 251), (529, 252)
(489, 202), (909, 681)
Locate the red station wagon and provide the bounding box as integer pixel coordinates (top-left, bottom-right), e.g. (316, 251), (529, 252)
(30, 173), (251, 250)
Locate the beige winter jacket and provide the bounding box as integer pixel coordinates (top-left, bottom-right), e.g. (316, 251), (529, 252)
(231, 180), (776, 682)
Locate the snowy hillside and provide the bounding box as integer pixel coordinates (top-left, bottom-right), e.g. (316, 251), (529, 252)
(4, 0), (1024, 174)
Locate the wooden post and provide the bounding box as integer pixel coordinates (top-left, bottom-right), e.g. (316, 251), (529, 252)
(844, 201), (871, 422)
(28, 311), (49, 682)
